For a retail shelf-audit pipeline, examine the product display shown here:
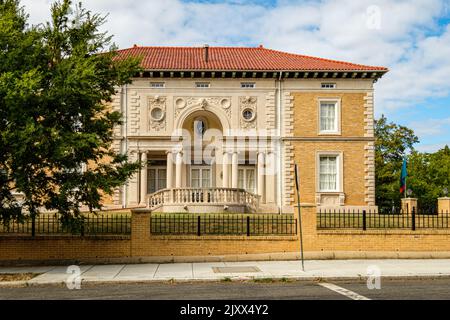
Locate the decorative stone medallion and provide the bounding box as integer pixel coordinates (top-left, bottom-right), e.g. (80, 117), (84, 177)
(175, 97), (186, 110)
(148, 95), (166, 131)
(239, 96), (257, 129)
(174, 97), (232, 118)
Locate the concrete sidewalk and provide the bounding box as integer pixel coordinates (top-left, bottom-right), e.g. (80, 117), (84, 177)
(1, 259), (450, 287)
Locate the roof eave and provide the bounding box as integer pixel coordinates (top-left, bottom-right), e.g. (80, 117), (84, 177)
(137, 69), (388, 80)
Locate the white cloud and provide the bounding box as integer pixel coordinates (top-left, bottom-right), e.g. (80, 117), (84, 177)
(19, 0), (450, 150)
(409, 117), (450, 137)
(376, 24), (450, 112)
(416, 143), (449, 153)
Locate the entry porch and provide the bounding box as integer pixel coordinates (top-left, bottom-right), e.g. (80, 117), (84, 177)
(128, 148), (277, 213)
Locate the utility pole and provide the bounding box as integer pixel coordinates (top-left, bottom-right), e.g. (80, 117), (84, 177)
(294, 164), (305, 271)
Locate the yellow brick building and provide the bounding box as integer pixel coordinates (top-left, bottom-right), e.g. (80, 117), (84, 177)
(107, 45), (387, 213)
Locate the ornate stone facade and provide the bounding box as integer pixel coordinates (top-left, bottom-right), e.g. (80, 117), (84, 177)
(174, 97), (232, 119)
(106, 78), (379, 212)
(129, 90), (141, 135)
(282, 92), (295, 208)
(265, 91), (276, 131)
(148, 96), (166, 132)
(364, 92), (376, 206)
(239, 96), (257, 129)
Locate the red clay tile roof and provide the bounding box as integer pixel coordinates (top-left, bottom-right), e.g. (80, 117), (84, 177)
(116, 46), (388, 72)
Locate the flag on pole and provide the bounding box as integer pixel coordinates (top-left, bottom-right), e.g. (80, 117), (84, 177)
(400, 158), (407, 195)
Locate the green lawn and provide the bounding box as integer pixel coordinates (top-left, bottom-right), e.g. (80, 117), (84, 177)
(150, 213), (297, 236)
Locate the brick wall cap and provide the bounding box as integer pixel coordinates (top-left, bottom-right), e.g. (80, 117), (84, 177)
(131, 208), (152, 214)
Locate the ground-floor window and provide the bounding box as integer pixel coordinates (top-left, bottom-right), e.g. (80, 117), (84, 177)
(147, 167), (167, 194)
(319, 156), (338, 192)
(191, 167), (211, 188)
(238, 167), (256, 193)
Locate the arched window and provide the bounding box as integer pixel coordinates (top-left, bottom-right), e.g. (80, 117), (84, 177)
(194, 118), (207, 137)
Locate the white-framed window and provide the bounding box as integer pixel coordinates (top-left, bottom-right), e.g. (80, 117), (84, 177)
(321, 83), (336, 89)
(63, 162), (86, 174)
(319, 100), (340, 134)
(318, 155), (340, 192)
(238, 167), (256, 192)
(147, 167), (167, 194)
(63, 163), (87, 192)
(150, 82), (165, 88)
(191, 167), (211, 188)
(241, 108), (256, 122)
(241, 82), (255, 88)
(195, 82), (210, 88)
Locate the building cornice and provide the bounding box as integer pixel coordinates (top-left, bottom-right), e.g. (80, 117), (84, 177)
(133, 70), (387, 82)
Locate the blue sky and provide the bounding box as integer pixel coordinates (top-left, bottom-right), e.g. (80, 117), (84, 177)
(21, 0), (450, 152)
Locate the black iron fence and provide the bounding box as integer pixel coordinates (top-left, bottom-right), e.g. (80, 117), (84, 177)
(318, 208), (450, 230)
(0, 213), (131, 236)
(151, 214), (297, 236)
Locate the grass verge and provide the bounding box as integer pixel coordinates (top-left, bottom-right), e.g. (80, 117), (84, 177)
(0, 273), (41, 282)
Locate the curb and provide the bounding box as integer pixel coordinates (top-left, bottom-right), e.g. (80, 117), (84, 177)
(4, 252), (450, 267)
(2, 274), (450, 289)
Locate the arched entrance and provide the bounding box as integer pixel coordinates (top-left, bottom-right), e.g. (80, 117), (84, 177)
(181, 110), (224, 189)
(147, 108), (261, 214)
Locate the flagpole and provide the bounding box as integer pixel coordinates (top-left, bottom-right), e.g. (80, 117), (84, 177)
(404, 158), (407, 199)
(401, 158), (407, 199)
(404, 175), (407, 199)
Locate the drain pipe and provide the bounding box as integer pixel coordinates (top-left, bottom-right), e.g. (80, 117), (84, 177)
(121, 84), (129, 208)
(277, 71), (283, 213)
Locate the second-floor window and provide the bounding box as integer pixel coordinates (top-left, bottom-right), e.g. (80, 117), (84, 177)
(196, 82), (210, 88)
(321, 83), (336, 89)
(319, 101), (338, 133)
(241, 82), (255, 88)
(194, 118), (207, 137)
(151, 82), (165, 88)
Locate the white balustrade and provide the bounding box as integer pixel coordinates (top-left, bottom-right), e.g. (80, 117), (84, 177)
(147, 187), (260, 212)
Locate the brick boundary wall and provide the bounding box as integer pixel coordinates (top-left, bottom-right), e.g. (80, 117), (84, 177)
(1, 206), (450, 265)
(299, 205), (450, 252)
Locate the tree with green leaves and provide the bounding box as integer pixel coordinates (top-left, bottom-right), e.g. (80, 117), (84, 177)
(0, 0), (141, 230)
(407, 146), (450, 209)
(374, 114), (419, 208)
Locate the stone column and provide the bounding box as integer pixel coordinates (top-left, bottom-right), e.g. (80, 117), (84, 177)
(265, 151), (276, 204)
(139, 152), (148, 206)
(438, 197), (450, 214)
(257, 152), (265, 203)
(128, 150), (140, 206)
(166, 151), (174, 189)
(175, 151), (183, 188)
(222, 152), (230, 188)
(401, 198), (418, 214)
(231, 152), (239, 189)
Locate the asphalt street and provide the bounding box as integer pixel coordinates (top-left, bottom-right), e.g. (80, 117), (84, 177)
(0, 278), (449, 300)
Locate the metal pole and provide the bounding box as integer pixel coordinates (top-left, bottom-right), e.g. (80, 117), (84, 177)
(246, 216), (250, 237)
(362, 210), (367, 231)
(31, 215), (35, 237)
(404, 177), (407, 199)
(294, 164), (305, 271)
